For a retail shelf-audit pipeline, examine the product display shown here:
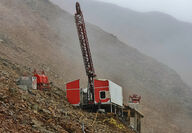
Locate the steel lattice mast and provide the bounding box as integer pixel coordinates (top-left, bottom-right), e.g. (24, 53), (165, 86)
(75, 2), (96, 103)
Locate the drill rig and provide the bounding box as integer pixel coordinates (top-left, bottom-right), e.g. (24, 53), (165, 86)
(66, 3), (144, 131)
(75, 2), (96, 104)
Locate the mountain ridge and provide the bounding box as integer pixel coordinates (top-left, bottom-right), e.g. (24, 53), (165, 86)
(52, 0), (192, 88)
(0, 0), (191, 132)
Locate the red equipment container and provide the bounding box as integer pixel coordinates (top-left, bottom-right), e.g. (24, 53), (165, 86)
(33, 70), (49, 90)
(66, 79), (113, 105)
(66, 80), (80, 105)
(94, 79), (110, 104)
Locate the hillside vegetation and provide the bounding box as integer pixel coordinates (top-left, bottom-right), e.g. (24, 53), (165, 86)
(0, 57), (134, 132)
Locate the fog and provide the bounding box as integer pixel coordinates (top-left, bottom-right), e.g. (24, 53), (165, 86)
(96, 0), (192, 22)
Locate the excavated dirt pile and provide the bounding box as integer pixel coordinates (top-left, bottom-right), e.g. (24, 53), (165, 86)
(0, 57), (134, 133)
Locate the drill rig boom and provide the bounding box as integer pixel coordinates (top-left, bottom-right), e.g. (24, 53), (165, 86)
(75, 2), (96, 103)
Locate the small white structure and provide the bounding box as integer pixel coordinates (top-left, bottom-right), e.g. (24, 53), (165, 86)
(17, 76), (37, 90)
(108, 80), (123, 106)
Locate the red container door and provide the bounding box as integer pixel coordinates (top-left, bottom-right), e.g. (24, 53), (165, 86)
(66, 80), (80, 105)
(94, 79), (110, 104)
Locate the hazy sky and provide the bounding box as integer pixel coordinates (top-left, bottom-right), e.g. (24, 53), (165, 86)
(96, 0), (192, 22)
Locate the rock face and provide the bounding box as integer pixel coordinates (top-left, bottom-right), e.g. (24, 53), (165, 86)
(0, 0), (191, 133)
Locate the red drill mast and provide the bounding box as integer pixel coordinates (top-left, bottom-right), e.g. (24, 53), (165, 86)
(75, 2), (96, 103)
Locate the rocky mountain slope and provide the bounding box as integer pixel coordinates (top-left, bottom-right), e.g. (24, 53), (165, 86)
(54, 0), (192, 88)
(0, 57), (133, 133)
(0, 0), (192, 132)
